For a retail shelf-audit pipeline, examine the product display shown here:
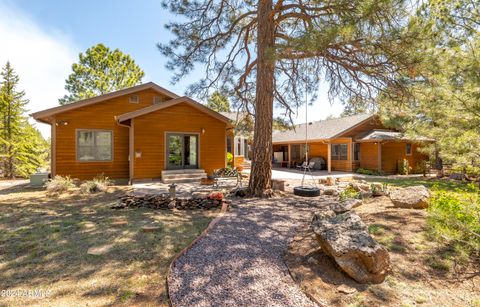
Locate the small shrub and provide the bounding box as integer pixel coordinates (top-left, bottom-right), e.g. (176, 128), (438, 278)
(427, 183), (480, 255)
(426, 255), (452, 271)
(356, 168), (381, 176)
(80, 174), (112, 194)
(368, 224), (385, 235)
(46, 175), (74, 196)
(397, 159), (410, 175)
(226, 152), (233, 167)
(339, 186), (360, 201)
(414, 160), (428, 175)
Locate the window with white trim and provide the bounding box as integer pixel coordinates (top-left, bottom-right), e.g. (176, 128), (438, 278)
(77, 130), (113, 161)
(243, 139), (248, 157)
(332, 144), (348, 160)
(353, 143), (360, 161)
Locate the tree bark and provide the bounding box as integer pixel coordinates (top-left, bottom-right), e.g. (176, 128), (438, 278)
(248, 0), (275, 197)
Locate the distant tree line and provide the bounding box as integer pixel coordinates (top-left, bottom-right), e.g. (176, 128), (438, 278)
(0, 62), (48, 178)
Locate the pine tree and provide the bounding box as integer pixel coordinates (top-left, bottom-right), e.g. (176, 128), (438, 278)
(59, 44), (145, 105)
(0, 62), (48, 178)
(207, 91), (231, 112)
(0, 62), (29, 178)
(159, 0), (420, 196)
(379, 0), (479, 168)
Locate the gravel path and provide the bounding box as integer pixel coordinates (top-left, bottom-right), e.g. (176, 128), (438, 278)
(169, 196), (335, 306)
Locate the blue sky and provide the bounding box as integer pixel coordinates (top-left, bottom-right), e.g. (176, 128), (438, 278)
(0, 0), (344, 137)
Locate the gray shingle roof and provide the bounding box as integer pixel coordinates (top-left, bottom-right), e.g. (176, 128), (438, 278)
(272, 114), (373, 143)
(356, 129), (434, 142)
(219, 112), (246, 122)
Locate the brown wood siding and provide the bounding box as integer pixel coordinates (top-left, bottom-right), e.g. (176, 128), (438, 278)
(55, 89), (174, 180)
(309, 142), (328, 159)
(133, 102), (227, 179)
(381, 142), (427, 174)
(359, 142), (379, 171)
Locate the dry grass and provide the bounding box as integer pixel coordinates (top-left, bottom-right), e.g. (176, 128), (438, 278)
(0, 183), (218, 306)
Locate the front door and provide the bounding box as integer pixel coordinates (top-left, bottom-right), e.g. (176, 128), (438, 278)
(167, 133), (198, 169)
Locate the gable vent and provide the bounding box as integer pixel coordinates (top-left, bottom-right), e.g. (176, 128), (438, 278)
(129, 95), (139, 103)
(153, 96), (163, 104)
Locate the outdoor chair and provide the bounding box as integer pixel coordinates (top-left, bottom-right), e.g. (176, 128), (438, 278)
(296, 161), (308, 169)
(296, 161), (315, 171)
(212, 168), (242, 188)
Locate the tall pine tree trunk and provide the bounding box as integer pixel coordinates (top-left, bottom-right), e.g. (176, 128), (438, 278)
(248, 0), (275, 197)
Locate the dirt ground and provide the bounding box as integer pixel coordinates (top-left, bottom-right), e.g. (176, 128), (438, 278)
(0, 183), (218, 306)
(285, 196), (480, 307)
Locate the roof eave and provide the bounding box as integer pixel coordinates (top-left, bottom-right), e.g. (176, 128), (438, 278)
(116, 96), (233, 127)
(30, 82), (180, 119)
(330, 114), (377, 139)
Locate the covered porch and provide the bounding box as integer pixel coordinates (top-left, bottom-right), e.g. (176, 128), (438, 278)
(272, 138), (358, 173)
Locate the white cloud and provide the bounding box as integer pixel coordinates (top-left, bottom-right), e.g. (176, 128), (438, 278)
(0, 2), (78, 138)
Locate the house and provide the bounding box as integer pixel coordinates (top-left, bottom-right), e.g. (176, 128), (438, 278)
(220, 111), (252, 168)
(31, 82), (233, 183)
(272, 114), (429, 174)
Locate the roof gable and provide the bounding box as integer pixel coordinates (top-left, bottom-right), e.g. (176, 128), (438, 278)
(272, 114), (376, 143)
(116, 96), (232, 126)
(31, 82), (179, 123)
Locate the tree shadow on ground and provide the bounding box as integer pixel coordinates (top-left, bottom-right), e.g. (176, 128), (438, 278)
(0, 186), (218, 306)
(168, 195), (337, 306)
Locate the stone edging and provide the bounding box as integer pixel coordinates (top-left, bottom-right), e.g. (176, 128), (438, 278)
(165, 201), (230, 306)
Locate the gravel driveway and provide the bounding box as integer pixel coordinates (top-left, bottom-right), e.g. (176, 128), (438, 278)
(168, 196), (334, 306)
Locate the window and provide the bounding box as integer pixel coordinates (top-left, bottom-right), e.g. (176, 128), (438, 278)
(332, 144), (348, 160)
(406, 143), (412, 155)
(236, 138), (242, 156)
(354, 143), (360, 161)
(77, 130), (113, 161)
(129, 95), (139, 103)
(243, 139), (248, 157)
(226, 137), (232, 153)
(291, 144), (309, 161)
(153, 96), (163, 104)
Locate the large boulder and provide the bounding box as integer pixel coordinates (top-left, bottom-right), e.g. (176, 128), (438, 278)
(312, 210), (390, 284)
(389, 185), (430, 209)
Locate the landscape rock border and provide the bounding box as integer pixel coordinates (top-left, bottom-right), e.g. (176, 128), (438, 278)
(166, 201), (230, 306)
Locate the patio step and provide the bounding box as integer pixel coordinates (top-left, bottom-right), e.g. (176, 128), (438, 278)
(161, 169), (207, 184)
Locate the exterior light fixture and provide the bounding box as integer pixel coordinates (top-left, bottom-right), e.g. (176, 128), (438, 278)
(201, 128), (206, 134)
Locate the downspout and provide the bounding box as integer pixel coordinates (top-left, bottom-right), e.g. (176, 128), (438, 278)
(116, 119), (134, 185)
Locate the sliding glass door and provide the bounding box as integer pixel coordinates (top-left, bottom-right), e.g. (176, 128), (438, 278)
(167, 133), (198, 169)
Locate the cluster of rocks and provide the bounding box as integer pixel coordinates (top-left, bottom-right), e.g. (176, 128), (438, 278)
(312, 209), (390, 284)
(309, 180), (431, 284)
(112, 193), (224, 210)
(319, 177), (431, 209)
(317, 177), (386, 198)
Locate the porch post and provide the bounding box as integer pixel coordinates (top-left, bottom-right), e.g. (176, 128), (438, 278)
(377, 142), (382, 173)
(129, 119), (135, 183)
(51, 117), (56, 177)
(287, 144), (291, 168)
(327, 143), (332, 174)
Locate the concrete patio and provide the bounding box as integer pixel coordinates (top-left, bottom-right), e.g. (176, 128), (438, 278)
(132, 168), (357, 196)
